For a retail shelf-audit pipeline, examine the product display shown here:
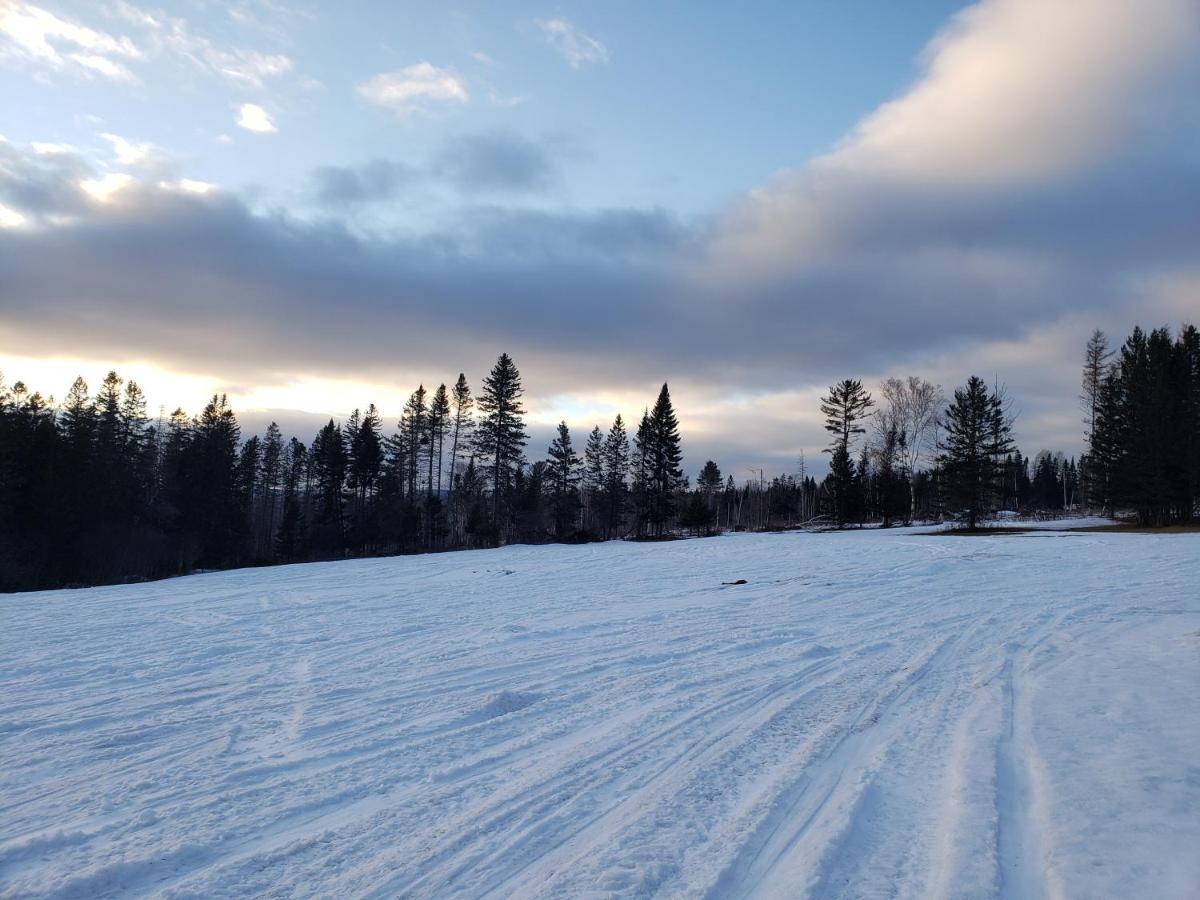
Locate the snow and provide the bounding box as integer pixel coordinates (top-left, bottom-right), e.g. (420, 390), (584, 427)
(2, 525), (1198, 898)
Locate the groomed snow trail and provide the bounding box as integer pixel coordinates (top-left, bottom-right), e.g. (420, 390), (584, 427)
(2, 525), (1197, 898)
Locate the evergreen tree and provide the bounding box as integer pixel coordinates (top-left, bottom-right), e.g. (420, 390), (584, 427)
(427, 384), (450, 496)
(820, 379), (873, 526)
(631, 410), (651, 537)
(276, 437), (308, 561)
(938, 376), (1014, 529)
(582, 425), (604, 534)
(347, 404), (384, 550)
(237, 434), (262, 552)
(679, 490), (714, 536)
(644, 384), (684, 537)
(1080, 329), (1113, 508)
(874, 421), (904, 527)
(475, 353), (528, 538)
(448, 374), (474, 496)
(601, 415), (629, 539)
(259, 422), (283, 557)
(187, 395), (244, 567)
(545, 421), (582, 539)
(310, 418), (347, 553)
(697, 460), (722, 525)
(400, 386), (428, 500)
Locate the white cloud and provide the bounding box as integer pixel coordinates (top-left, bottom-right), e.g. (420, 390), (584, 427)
(535, 18), (608, 69)
(79, 172), (133, 202)
(0, 203), (27, 228)
(112, 2), (294, 88)
(0, 2), (140, 80)
(356, 62), (469, 117)
(160, 178), (215, 194)
(100, 132), (154, 166)
(487, 87), (525, 108)
(211, 49), (292, 87)
(236, 103), (276, 134)
(30, 141), (76, 155)
(470, 51), (494, 65)
(69, 52), (135, 81)
(820, 0), (1199, 185)
(706, 0), (1200, 276)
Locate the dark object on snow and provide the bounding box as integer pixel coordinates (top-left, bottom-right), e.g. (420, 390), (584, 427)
(722, 579), (748, 585)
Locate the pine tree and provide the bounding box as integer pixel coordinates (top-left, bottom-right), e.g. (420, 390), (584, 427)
(346, 405), (383, 550)
(545, 421), (582, 540)
(820, 379), (873, 527)
(601, 415), (629, 539)
(427, 384), (450, 496)
(938, 376), (1014, 529)
(187, 394), (244, 567)
(1080, 329), (1113, 508)
(475, 353), (528, 538)
(400, 386), (427, 500)
(237, 434), (262, 552)
(582, 425), (604, 533)
(644, 384), (683, 537)
(259, 422), (283, 557)
(631, 410), (651, 537)
(276, 437), (308, 561)
(448, 374), (474, 497)
(310, 418), (347, 553)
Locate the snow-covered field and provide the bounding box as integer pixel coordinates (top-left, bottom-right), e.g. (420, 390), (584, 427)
(3, 524), (1198, 898)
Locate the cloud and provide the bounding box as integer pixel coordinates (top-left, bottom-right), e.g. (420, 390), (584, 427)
(79, 172), (133, 202)
(470, 51), (493, 66)
(236, 103), (276, 133)
(434, 131), (555, 194)
(308, 131), (567, 206)
(704, 0), (1200, 278)
(818, 0), (1199, 186)
(487, 88), (525, 108)
(0, 203), (25, 228)
(311, 160), (415, 206)
(0, 2), (140, 80)
(100, 133), (155, 167)
(113, 2), (294, 88)
(2, 0), (1197, 472)
(356, 62), (468, 117)
(0, 136), (93, 219)
(535, 19), (608, 69)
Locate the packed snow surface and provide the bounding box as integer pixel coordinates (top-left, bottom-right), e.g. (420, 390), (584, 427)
(3, 523), (1198, 898)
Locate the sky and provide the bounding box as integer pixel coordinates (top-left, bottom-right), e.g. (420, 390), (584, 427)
(1, 0), (1197, 479)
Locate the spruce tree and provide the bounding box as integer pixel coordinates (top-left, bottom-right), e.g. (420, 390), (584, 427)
(448, 374), (474, 497)
(400, 386), (428, 500)
(1080, 329), (1113, 508)
(601, 415), (629, 539)
(310, 418), (347, 553)
(582, 425), (604, 533)
(938, 376), (1014, 529)
(645, 383), (684, 537)
(259, 422), (283, 557)
(545, 421), (582, 540)
(475, 353), (528, 538)
(427, 384), (450, 496)
(820, 379), (873, 526)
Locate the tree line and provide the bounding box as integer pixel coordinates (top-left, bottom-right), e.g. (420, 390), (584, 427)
(813, 322), (1197, 531)
(1080, 325), (1199, 526)
(1, 323), (1194, 590)
(0, 354), (691, 591)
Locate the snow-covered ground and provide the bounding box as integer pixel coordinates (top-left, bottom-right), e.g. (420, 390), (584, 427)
(2, 525), (1198, 898)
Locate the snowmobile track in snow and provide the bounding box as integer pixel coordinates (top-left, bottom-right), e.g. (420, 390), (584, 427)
(2, 521), (1197, 898)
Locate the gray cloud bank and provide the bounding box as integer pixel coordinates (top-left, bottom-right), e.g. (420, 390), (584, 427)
(2, 0), (1198, 469)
